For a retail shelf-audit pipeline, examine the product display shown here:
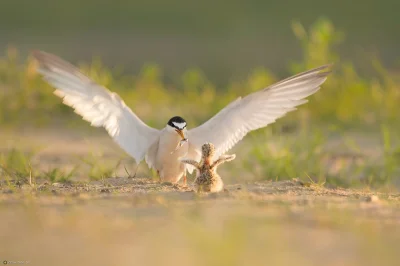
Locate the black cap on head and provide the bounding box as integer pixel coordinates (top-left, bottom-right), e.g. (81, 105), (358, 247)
(167, 116), (187, 129)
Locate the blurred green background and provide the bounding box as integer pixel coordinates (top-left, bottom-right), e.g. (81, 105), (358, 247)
(1, 3), (400, 265)
(1, 0), (399, 82)
(0, 0), (400, 189)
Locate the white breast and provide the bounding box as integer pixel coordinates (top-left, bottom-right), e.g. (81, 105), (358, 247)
(155, 129), (189, 182)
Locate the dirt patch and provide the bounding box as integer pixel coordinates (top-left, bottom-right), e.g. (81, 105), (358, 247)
(0, 178), (399, 266)
(1, 177), (398, 209)
(1, 129), (400, 266)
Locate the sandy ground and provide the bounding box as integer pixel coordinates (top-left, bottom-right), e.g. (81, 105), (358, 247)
(0, 128), (400, 266)
(0, 178), (399, 266)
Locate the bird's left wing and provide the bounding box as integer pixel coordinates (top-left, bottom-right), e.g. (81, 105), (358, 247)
(187, 65), (332, 161)
(32, 51), (160, 165)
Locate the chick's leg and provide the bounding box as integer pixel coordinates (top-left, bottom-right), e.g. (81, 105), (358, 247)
(157, 170), (161, 182)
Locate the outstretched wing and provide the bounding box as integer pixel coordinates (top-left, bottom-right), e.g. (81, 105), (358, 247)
(211, 154), (236, 168)
(33, 51), (160, 164)
(188, 64), (332, 160)
(179, 159), (200, 169)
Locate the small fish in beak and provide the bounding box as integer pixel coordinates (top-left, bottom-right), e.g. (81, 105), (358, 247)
(171, 138), (188, 154)
(175, 129), (186, 140)
(170, 128), (188, 154)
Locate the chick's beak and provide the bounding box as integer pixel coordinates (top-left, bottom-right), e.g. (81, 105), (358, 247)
(175, 129), (186, 140)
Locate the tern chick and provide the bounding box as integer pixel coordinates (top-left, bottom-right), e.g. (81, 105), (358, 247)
(181, 143), (235, 193)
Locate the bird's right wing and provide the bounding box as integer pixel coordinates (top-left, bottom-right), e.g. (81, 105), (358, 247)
(188, 65), (332, 160)
(33, 51), (160, 164)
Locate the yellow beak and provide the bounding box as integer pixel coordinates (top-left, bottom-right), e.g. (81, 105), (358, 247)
(175, 129), (186, 140)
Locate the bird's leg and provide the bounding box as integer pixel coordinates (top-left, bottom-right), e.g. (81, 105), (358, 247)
(183, 174), (187, 186)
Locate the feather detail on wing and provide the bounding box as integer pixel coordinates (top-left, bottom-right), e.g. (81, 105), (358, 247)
(33, 51), (160, 164)
(188, 64), (332, 159)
